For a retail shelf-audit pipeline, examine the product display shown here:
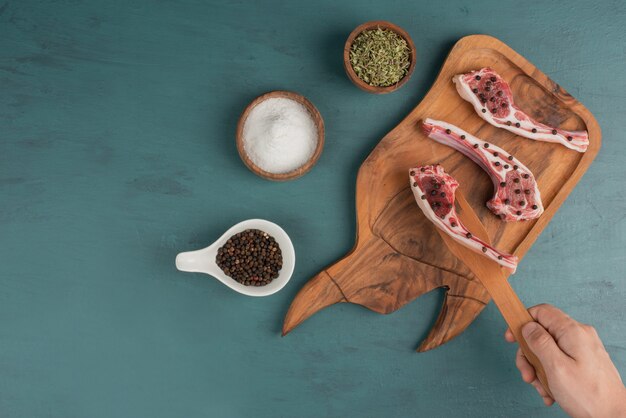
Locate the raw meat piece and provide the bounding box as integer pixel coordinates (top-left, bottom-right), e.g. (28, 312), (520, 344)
(422, 119), (544, 222)
(453, 67), (589, 152)
(409, 165), (518, 272)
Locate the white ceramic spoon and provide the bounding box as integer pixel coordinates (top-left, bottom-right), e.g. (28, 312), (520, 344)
(175, 219), (295, 297)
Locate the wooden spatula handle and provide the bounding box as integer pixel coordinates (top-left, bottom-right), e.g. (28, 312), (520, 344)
(481, 273), (552, 398)
(447, 191), (552, 396)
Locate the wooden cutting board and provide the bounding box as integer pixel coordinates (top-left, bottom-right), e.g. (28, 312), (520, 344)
(283, 34), (601, 351)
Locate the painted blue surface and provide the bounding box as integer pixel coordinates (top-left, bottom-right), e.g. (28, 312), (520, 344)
(0, 0), (624, 416)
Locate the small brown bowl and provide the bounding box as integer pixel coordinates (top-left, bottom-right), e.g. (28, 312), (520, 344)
(236, 91), (325, 181)
(343, 21), (416, 94)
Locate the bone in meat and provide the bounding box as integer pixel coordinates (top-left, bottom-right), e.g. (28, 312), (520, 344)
(422, 119), (544, 222)
(409, 164), (518, 272)
(453, 67), (589, 152)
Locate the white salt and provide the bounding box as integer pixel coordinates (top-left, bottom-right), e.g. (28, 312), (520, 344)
(242, 97), (318, 174)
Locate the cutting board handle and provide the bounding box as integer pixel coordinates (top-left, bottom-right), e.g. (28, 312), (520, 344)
(487, 276), (552, 398)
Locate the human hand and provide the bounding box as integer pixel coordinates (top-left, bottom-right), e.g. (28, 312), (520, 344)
(505, 304), (626, 418)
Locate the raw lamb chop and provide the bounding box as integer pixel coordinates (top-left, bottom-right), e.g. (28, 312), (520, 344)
(453, 67), (589, 152)
(422, 119), (544, 222)
(409, 165), (518, 272)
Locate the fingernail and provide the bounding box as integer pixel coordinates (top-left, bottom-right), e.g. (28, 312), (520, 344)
(522, 322), (539, 338)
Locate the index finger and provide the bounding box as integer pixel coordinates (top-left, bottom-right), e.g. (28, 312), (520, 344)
(527, 304), (587, 358)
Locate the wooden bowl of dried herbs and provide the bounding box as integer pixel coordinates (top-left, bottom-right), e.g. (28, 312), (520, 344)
(344, 21), (416, 94)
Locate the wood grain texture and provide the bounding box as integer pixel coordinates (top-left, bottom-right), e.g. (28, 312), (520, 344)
(284, 34), (601, 351)
(442, 191), (552, 397)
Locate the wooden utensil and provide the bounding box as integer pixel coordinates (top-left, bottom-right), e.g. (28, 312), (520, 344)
(236, 90), (325, 181)
(283, 35), (601, 352)
(343, 21), (417, 94)
(442, 190), (552, 397)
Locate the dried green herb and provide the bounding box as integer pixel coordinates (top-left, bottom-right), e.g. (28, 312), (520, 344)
(349, 27), (411, 87)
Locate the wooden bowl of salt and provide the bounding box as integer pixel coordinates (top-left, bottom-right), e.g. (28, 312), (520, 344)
(236, 91), (325, 181)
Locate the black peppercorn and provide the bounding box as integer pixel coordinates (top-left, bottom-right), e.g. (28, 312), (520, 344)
(216, 229), (282, 286)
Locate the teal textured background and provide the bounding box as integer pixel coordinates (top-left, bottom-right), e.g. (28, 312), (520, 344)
(1, 0), (624, 416)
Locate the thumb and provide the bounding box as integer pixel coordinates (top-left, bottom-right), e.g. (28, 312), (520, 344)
(522, 321), (562, 366)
